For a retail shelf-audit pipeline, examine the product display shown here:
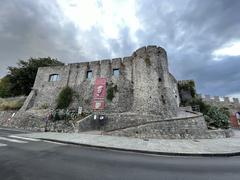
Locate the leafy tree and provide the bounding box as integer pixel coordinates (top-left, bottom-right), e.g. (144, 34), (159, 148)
(178, 81), (230, 129)
(204, 106), (230, 129)
(0, 75), (12, 97)
(7, 57), (64, 96)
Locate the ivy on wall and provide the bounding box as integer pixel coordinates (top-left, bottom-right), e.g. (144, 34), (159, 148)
(56, 86), (74, 109)
(107, 83), (118, 101)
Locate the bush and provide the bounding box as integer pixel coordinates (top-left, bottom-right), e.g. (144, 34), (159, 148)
(181, 96), (230, 129)
(186, 97), (211, 114)
(56, 86), (73, 109)
(107, 83), (118, 101)
(0, 76), (12, 98)
(205, 106), (230, 129)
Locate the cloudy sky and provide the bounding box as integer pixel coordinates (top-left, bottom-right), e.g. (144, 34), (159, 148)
(0, 0), (240, 98)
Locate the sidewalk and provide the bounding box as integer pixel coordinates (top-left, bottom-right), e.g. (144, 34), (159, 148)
(17, 130), (240, 156)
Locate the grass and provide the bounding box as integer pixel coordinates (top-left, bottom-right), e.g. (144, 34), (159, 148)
(0, 96), (25, 111)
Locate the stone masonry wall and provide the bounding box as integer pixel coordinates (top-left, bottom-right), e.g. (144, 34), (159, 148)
(27, 46), (179, 117)
(106, 114), (231, 139)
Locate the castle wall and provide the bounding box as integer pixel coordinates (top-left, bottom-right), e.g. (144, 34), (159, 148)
(33, 66), (70, 108)
(29, 46), (179, 117)
(198, 94), (240, 115)
(132, 46), (178, 117)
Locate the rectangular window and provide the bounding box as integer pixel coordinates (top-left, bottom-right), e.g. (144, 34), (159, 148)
(113, 68), (120, 77)
(86, 70), (93, 79)
(49, 74), (60, 82)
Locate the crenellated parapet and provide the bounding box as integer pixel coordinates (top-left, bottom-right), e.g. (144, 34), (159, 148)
(31, 45), (179, 117)
(198, 94), (240, 104)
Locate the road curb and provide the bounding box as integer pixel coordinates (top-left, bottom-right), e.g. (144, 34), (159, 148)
(0, 127), (32, 133)
(39, 138), (240, 157)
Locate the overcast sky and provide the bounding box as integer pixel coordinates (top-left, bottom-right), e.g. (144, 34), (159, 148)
(0, 0), (240, 98)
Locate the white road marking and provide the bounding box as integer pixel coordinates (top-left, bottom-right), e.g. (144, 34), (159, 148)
(0, 143), (7, 147)
(0, 136), (27, 143)
(42, 140), (66, 145)
(8, 135), (40, 142)
(0, 127), (28, 133)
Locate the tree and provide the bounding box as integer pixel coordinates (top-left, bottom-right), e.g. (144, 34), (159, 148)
(0, 75), (12, 97)
(205, 106), (230, 129)
(7, 57), (64, 96)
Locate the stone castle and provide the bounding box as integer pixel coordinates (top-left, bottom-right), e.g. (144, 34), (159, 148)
(18, 45), (232, 139)
(23, 45), (180, 118)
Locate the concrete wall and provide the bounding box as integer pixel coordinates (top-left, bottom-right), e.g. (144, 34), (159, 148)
(27, 46), (179, 117)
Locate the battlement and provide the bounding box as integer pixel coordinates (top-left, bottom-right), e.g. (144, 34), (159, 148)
(198, 94), (240, 104)
(68, 56), (133, 67)
(66, 45), (165, 67)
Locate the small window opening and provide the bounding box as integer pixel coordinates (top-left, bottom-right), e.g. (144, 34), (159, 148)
(49, 74), (60, 82)
(113, 68), (120, 77)
(158, 77), (162, 82)
(161, 95), (166, 104)
(86, 70), (93, 79)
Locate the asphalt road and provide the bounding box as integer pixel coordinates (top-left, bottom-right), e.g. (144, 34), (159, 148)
(0, 128), (240, 180)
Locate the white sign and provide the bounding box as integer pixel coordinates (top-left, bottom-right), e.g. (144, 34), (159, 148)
(78, 106), (82, 115)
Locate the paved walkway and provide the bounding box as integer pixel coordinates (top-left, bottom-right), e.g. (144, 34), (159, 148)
(17, 130), (240, 156)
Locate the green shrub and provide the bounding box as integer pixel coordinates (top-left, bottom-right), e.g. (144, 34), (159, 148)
(182, 96), (230, 129)
(205, 106), (230, 129)
(56, 86), (73, 109)
(107, 83), (118, 101)
(186, 97), (211, 114)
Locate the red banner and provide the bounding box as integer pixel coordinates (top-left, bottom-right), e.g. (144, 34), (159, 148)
(92, 78), (107, 110)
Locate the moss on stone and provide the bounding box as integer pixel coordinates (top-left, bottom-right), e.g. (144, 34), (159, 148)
(144, 55), (151, 66)
(107, 84), (118, 101)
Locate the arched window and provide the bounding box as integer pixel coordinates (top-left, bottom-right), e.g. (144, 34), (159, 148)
(49, 74), (60, 82)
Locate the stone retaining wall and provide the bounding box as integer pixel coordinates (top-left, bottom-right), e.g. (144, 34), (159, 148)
(100, 112), (205, 132)
(77, 111), (231, 139)
(105, 114), (209, 139)
(76, 112), (231, 139)
(0, 110), (18, 127)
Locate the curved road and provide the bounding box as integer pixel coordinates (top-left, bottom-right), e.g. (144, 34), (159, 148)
(0, 128), (240, 180)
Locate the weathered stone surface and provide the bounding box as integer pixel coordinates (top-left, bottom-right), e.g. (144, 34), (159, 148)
(0, 110), (18, 127)
(7, 45), (233, 139)
(105, 114), (230, 139)
(24, 46), (180, 117)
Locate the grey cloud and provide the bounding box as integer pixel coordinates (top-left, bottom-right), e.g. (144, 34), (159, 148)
(1, 0), (240, 97)
(0, 0), (82, 77)
(135, 0), (240, 96)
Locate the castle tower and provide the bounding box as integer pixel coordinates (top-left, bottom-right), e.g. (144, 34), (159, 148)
(132, 46), (178, 118)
